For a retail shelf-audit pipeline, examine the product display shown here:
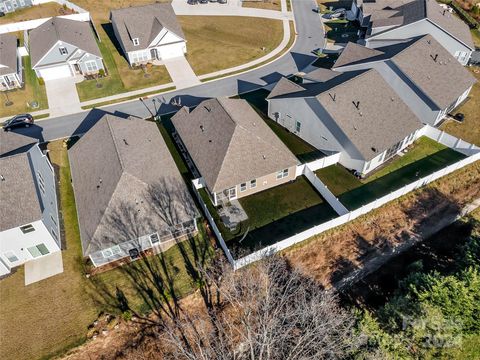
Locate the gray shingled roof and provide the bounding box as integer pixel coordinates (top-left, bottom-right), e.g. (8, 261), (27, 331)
(0, 131), (38, 158)
(110, 3), (184, 53)
(391, 34), (476, 109)
(0, 33), (18, 76)
(172, 98), (299, 193)
(333, 42), (385, 69)
(267, 77), (305, 99)
(29, 17), (102, 67)
(302, 68), (342, 83)
(69, 115), (197, 256)
(0, 151), (42, 231)
(316, 69), (423, 161)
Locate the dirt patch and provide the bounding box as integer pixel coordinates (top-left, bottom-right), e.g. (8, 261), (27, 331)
(283, 161), (480, 289)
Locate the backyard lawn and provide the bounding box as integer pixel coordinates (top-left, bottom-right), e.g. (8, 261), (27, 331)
(178, 16), (284, 75)
(0, 2), (71, 24)
(237, 89), (325, 162)
(200, 177), (337, 256)
(315, 137), (466, 210)
(0, 57), (48, 117)
(440, 66), (480, 146)
(0, 140), (210, 360)
(242, 0), (282, 11)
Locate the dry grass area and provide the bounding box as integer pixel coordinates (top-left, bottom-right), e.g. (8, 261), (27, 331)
(283, 160), (480, 289)
(242, 0), (282, 11)
(440, 66), (480, 146)
(0, 2), (72, 24)
(179, 16), (284, 75)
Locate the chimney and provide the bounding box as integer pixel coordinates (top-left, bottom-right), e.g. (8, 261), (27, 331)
(352, 100), (360, 110)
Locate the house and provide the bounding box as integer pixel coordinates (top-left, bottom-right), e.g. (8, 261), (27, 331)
(351, 0), (474, 65)
(172, 98), (299, 206)
(267, 69), (424, 175)
(0, 33), (22, 91)
(110, 3), (186, 66)
(0, 0), (33, 14)
(69, 115), (199, 268)
(28, 17), (105, 81)
(332, 35), (476, 126)
(0, 141), (61, 277)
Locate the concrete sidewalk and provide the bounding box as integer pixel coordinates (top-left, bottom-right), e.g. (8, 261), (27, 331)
(163, 56), (201, 89)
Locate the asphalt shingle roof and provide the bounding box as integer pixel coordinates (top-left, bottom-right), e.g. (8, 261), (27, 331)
(172, 98), (299, 193)
(110, 3), (184, 53)
(0, 131), (38, 158)
(29, 17), (102, 67)
(69, 115), (197, 256)
(0, 151), (42, 231)
(0, 33), (18, 76)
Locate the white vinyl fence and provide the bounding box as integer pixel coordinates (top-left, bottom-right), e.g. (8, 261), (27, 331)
(304, 152), (341, 171)
(33, 0), (87, 13)
(0, 12), (90, 34)
(422, 125), (480, 156)
(233, 151), (479, 269)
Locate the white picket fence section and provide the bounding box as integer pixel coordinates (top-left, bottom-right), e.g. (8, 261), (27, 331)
(303, 165), (349, 215)
(233, 150), (479, 269)
(191, 180), (236, 265)
(304, 152), (341, 171)
(422, 125), (480, 156)
(0, 12), (90, 34)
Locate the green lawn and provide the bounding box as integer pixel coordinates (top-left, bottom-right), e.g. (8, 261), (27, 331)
(0, 2), (69, 24)
(0, 57), (48, 117)
(200, 177), (337, 256)
(0, 140), (210, 360)
(315, 137), (466, 210)
(237, 89), (325, 162)
(76, 25), (172, 102)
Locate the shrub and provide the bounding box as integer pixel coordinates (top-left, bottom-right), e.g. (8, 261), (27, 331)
(98, 69), (105, 77)
(38, 77), (44, 86)
(450, 1), (479, 29)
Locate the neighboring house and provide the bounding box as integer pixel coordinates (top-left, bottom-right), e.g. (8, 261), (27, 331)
(267, 69), (424, 175)
(0, 140), (61, 277)
(351, 0), (474, 65)
(0, 0), (33, 14)
(172, 98), (299, 206)
(333, 35), (476, 126)
(69, 115), (199, 268)
(110, 3), (186, 66)
(28, 17), (104, 81)
(0, 33), (22, 91)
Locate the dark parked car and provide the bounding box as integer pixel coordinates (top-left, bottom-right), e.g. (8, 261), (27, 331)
(2, 114), (34, 131)
(453, 113), (465, 122)
(0, 11), (5, 17)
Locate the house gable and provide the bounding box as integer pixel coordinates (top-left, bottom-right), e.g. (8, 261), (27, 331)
(34, 40), (101, 69)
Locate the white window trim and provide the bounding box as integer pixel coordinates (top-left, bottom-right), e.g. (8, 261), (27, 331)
(59, 46), (68, 55)
(85, 60), (98, 72)
(250, 179), (257, 188)
(240, 183), (247, 192)
(276, 168), (289, 180)
(133, 38), (140, 46)
(4, 251), (19, 264)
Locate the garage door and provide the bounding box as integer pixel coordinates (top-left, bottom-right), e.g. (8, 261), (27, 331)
(158, 43), (185, 60)
(38, 65), (72, 81)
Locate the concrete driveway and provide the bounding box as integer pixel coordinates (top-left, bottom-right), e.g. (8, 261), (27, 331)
(24, 251), (64, 285)
(45, 77), (82, 117)
(163, 56), (201, 89)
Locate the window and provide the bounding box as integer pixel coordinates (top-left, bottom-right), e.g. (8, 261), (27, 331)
(20, 224), (35, 234)
(4, 251), (18, 263)
(37, 171), (45, 195)
(51, 227), (58, 240)
(240, 183), (247, 192)
(133, 38), (140, 46)
(27, 244), (49, 258)
(85, 60), (98, 72)
(276, 168), (289, 180)
(102, 245), (121, 258)
(131, 51), (149, 64)
(150, 233), (160, 244)
(59, 47), (68, 55)
(20, 0), (25, 5)
(295, 120), (301, 133)
(250, 179), (257, 188)
(12, 0), (18, 8)
(50, 214), (57, 226)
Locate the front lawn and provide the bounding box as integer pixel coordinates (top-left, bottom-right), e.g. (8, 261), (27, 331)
(242, 0), (282, 11)
(178, 16), (284, 76)
(0, 56), (48, 117)
(0, 140), (210, 360)
(75, 26), (172, 102)
(316, 137), (466, 210)
(0, 2), (71, 24)
(440, 66), (480, 146)
(324, 20), (360, 44)
(237, 89), (325, 162)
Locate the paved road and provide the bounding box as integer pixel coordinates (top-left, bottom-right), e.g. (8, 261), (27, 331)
(15, 0), (324, 143)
